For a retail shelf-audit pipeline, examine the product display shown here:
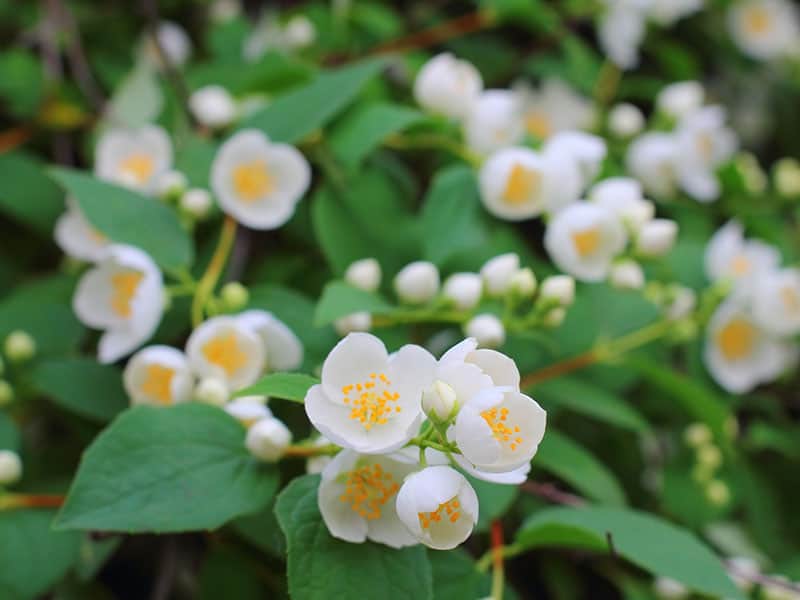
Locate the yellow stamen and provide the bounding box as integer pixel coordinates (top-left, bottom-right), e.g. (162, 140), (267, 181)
(119, 153), (155, 184)
(717, 317), (756, 361)
(524, 111), (552, 139)
(781, 287), (800, 314)
(744, 6), (771, 34)
(341, 373), (399, 431)
(571, 227), (601, 258)
(503, 163), (541, 205)
(141, 364), (175, 404)
(731, 255), (751, 276)
(110, 271), (143, 318)
(480, 406), (522, 450)
(202, 333), (249, 375)
(338, 462), (399, 520)
(232, 160), (273, 202)
(418, 497), (462, 529)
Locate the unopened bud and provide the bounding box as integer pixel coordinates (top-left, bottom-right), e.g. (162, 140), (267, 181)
(189, 85), (237, 129)
(345, 258), (381, 293)
(0, 450), (22, 486)
(543, 307), (567, 327)
(442, 272), (483, 311)
(480, 253), (519, 297)
(283, 14), (316, 49)
(154, 169), (188, 200)
(422, 380), (458, 422)
(220, 281), (249, 311)
(697, 444), (722, 470)
(394, 261), (440, 304)
(0, 380), (12, 406)
(684, 423), (712, 447)
(4, 331), (36, 363)
(180, 188), (213, 220)
(653, 576), (689, 600)
(774, 157), (800, 198)
(608, 102), (644, 138)
(510, 267), (537, 298)
(705, 479), (731, 506)
(539, 275), (575, 306)
(610, 260), (645, 290)
(194, 377), (229, 406)
(636, 219), (678, 257)
(225, 397), (271, 428)
(246, 417), (292, 461)
(334, 312), (372, 336)
(464, 314), (505, 348)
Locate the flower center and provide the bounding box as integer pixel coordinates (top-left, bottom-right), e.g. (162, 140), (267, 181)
(781, 286), (800, 314)
(717, 317), (757, 361)
(525, 111), (552, 139)
(141, 364), (175, 404)
(119, 153), (155, 184)
(744, 6), (771, 34)
(503, 163), (541, 205)
(571, 227), (601, 258)
(202, 333), (249, 375)
(730, 255), (751, 276)
(342, 373), (400, 431)
(418, 497), (461, 529)
(338, 462), (399, 520)
(696, 133), (714, 162)
(481, 406), (523, 450)
(110, 270), (143, 318)
(232, 160), (273, 202)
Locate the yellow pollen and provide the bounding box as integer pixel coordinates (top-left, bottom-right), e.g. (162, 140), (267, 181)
(731, 255), (751, 276)
(202, 333), (249, 375)
(525, 111), (552, 139)
(503, 163), (541, 205)
(418, 497), (461, 529)
(571, 227), (601, 258)
(232, 160), (273, 202)
(141, 364), (175, 404)
(717, 317), (756, 361)
(696, 133), (714, 161)
(744, 6), (771, 34)
(341, 373), (399, 431)
(110, 271), (143, 318)
(119, 153), (155, 183)
(781, 287), (800, 314)
(338, 462), (399, 520)
(481, 406), (522, 450)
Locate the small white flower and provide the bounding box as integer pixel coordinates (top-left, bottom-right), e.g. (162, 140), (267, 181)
(544, 131), (607, 191)
(304, 333), (436, 454)
(539, 275), (576, 305)
(610, 259), (645, 290)
(727, 0), (800, 61)
(345, 258), (382, 293)
(95, 125), (173, 193)
(752, 268), (800, 337)
(246, 416), (292, 461)
(608, 102), (644, 137)
(544, 203), (627, 282)
(443, 272), (483, 311)
(73, 244), (164, 363)
(464, 314), (505, 348)
(194, 377), (230, 406)
(636, 219), (678, 257)
(180, 188), (213, 219)
(153, 170), (188, 199)
(282, 14), (317, 49)
(653, 577), (689, 600)
(123, 345), (193, 406)
(394, 261), (440, 304)
(588, 177), (655, 232)
(236, 309), (304, 372)
(318, 449), (418, 548)
(4, 331), (36, 363)
(334, 312), (372, 336)
(189, 85), (237, 129)
(225, 397), (272, 427)
(480, 253), (520, 297)
(598, 2), (648, 69)
(705, 220), (781, 287)
(146, 21), (192, 67)
(422, 380), (459, 422)
(413, 53), (483, 121)
(0, 450), (22, 486)
(514, 78), (595, 140)
(510, 267), (537, 298)
(185, 315), (266, 390)
(54, 199), (110, 262)
(656, 81), (705, 119)
(211, 129), (311, 230)
(626, 132), (679, 198)
(463, 90), (524, 156)
(395, 465), (479, 550)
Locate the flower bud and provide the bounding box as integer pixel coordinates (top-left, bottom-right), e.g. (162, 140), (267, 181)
(154, 169), (188, 200)
(636, 219), (678, 257)
(394, 261), (440, 304)
(180, 188), (213, 220)
(653, 576), (689, 600)
(684, 423), (712, 447)
(608, 102), (644, 138)
(220, 282), (249, 311)
(539, 275), (575, 306)
(442, 272), (482, 310)
(697, 444), (722, 470)
(464, 314), (505, 348)
(189, 85), (237, 129)
(480, 253), (519, 297)
(194, 377), (229, 406)
(283, 15), (316, 49)
(345, 258), (381, 293)
(774, 157), (800, 198)
(510, 267), (537, 298)
(246, 417), (292, 461)
(422, 380), (458, 422)
(705, 479), (731, 506)
(610, 260), (645, 290)
(691, 463), (714, 483)
(334, 312), (372, 336)
(666, 286), (696, 320)
(4, 330), (36, 363)
(736, 152), (766, 194)
(225, 397), (271, 428)
(543, 307), (567, 328)
(0, 450), (22, 486)
(656, 81), (704, 120)
(0, 380), (13, 406)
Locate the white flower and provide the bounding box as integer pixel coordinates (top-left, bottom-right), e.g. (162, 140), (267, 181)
(636, 219), (678, 257)
(588, 177), (655, 232)
(236, 310), (304, 372)
(608, 102), (644, 137)
(610, 260), (645, 290)
(180, 188), (213, 219)
(211, 129), (311, 230)
(283, 15), (317, 49)
(704, 298), (796, 393)
(727, 0), (800, 61)
(539, 275), (576, 305)
(463, 90), (524, 156)
(304, 333), (436, 454)
(318, 449), (418, 548)
(123, 345), (194, 406)
(185, 316), (266, 390)
(345, 258), (382, 293)
(334, 312), (372, 336)
(626, 132), (679, 198)
(73, 244), (164, 363)
(544, 203), (627, 282)
(225, 397), (271, 426)
(653, 577), (689, 599)
(480, 253), (520, 297)
(0, 450), (22, 486)
(194, 377), (230, 405)
(443, 273), (483, 310)
(95, 125), (173, 193)
(428, 447), (531, 485)
(464, 314), (505, 348)
(189, 85), (237, 128)
(704, 221), (781, 287)
(752, 269), (800, 337)
(514, 78), (595, 140)
(246, 416), (292, 461)
(413, 53), (483, 121)
(142, 21), (192, 68)
(510, 268), (537, 297)
(395, 465), (479, 550)
(544, 131), (607, 191)
(598, 2), (648, 69)
(54, 199), (109, 262)
(422, 380), (459, 422)
(656, 81), (705, 119)
(394, 261), (440, 304)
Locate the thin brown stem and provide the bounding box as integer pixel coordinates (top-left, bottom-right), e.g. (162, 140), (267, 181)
(519, 481), (587, 507)
(0, 493), (66, 510)
(520, 350), (597, 389)
(369, 10), (495, 56)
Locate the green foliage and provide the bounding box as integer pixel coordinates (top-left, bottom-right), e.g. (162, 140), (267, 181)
(0, 152), (65, 235)
(235, 372), (319, 402)
(314, 281), (393, 326)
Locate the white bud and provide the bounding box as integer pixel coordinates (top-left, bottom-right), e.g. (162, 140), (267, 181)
(422, 380), (458, 422)
(736, 153), (767, 194)
(0, 450), (22, 486)
(666, 286), (696, 321)
(774, 157), (800, 198)
(608, 102), (644, 137)
(442, 272), (483, 310)
(625, 200), (656, 232)
(394, 261), (440, 304)
(194, 377), (229, 406)
(697, 444), (722, 470)
(283, 15), (316, 49)
(154, 169), (188, 199)
(540, 275), (575, 306)
(225, 397), (271, 427)
(610, 260), (645, 290)
(705, 479), (731, 506)
(220, 282), (249, 311)
(653, 576), (689, 600)
(334, 312), (372, 336)
(464, 314), (505, 348)
(636, 219), (678, 257)
(684, 423), (712, 447)
(210, 0), (241, 23)
(656, 81), (704, 120)
(4, 330), (36, 362)
(180, 188), (213, 220)
(543, 307), (567, 327)
(480, 253), (520, 297)
(345, 258), (381, 293)
(246, 417), (292, 461)
(0, 380), (12, 406)
(510, 267), (537, 298)
(189, 85), (237, 129)
(727, 557), (760, 592)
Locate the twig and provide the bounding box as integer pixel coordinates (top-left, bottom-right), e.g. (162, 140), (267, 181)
(55, 0), (105, 112)
(140, 0), (191, 111)
(191, 216), (238, 327)
(519, 481), (586, 507)
(0, 493), (66, 510)
(519, 350), (597, 389)
(490, 520), (505, 600)
(150, 536), (179, 600)
(368, 10), (495, 56)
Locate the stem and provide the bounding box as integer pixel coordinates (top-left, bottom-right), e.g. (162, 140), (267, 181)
(0, 493), (65, 510)
(191, 216), (237, 327)
(491, 520), (505, 600)
(593, 60), (621, 107)
(519, 481), (586, 507)
(369, 10), (495, 56)
(283, 444), (340, 458)
(384, 133), (482, 168)
(0, 126), (32, 154)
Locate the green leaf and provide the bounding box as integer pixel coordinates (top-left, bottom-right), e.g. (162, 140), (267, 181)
(469, 476), (519, 532)
(48, 167), (193, 270)
(428, 549), (491, 600)
(314, 281), (393, 326)
(242, 59), (385, 143)
(516, 506), (744, 600)
(0, 510), (81, 600)
(0, 412), (20, 452)
(175, 136), (218, 188)
(534, 430), (627, 506)
(0, 152), (64, 235)
(56, 404), (277, 532)
(31, 358), (129, 422)
(275, 474), (434, 600)
(0, 49), (44, 118)
(329, 102), (423, 168)
(235, 372), (319, 403)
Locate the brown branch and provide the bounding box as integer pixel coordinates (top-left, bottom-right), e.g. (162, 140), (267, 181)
(519, 350), (597, 389)
(519, 481), (587, 507)
(55, 0), (105, 112)
(0, 126), (32, 154)
(0, 493), (66, 509)
(368, 10), (495, 56)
